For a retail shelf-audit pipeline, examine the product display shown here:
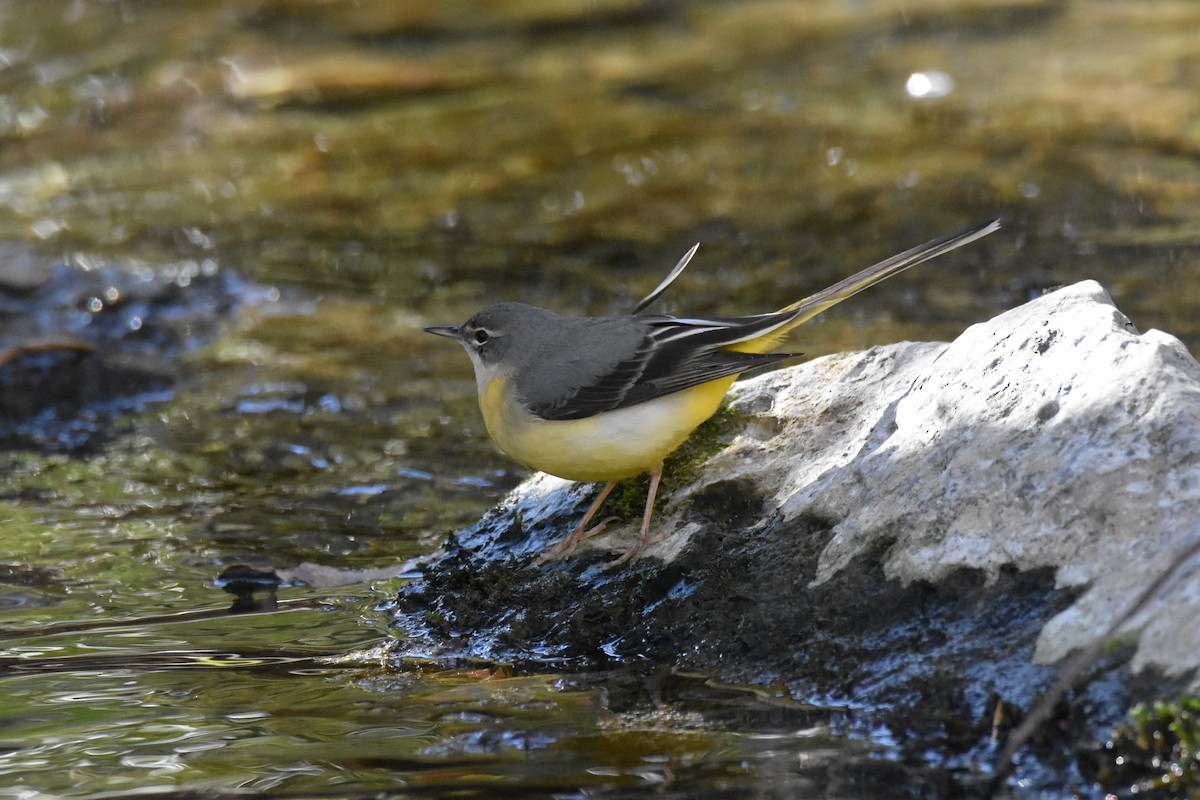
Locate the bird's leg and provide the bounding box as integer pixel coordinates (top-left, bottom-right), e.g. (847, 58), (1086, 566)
(536, 480), (618, 564)
(603, 463), (663, 570)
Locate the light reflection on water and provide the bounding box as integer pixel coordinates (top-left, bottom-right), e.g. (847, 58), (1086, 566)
(0, 618), (853, 797)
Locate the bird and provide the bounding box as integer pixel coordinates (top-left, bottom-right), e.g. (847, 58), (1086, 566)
(425, 218), (1000, 568)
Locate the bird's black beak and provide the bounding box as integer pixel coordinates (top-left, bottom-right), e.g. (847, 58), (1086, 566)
(423, 325), (461, 340)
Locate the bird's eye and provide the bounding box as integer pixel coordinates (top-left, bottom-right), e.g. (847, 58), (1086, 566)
(473, 329), (491, 345)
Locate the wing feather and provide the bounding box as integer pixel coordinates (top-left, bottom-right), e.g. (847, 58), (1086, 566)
(522, 218), (1001, 421)
(528, 314), (801, 421)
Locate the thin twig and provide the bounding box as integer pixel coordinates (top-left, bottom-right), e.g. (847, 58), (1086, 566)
(988, 534), (1200, 796)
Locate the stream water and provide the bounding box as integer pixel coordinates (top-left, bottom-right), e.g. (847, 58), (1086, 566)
(1, 1), (1198, 797)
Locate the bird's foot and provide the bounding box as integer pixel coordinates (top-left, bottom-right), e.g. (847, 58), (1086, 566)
(602, 525), (674, 570)
(602, 536), (648, 570)
(536, 516), (620, 565)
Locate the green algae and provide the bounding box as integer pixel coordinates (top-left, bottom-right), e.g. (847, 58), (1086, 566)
(1099, 697), (1200, 798)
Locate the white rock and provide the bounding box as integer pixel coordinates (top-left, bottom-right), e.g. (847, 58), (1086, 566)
(486, 280), (1200, 686)
(706, 280), (1200, 682)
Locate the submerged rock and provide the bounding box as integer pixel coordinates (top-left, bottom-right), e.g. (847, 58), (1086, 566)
(391, 280), (1200, 783)
(0, 248), (244, 452)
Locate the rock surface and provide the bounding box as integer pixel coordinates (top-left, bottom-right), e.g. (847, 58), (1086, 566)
(691, 278), (1200, 684)
(0, 247), (244, 452)
(391, 280), (1200, 780)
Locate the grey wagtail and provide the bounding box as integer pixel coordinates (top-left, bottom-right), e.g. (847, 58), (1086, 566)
(426, 218), (1000, 568)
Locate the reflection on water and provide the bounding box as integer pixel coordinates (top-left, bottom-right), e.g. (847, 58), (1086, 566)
(1, 0), (1198, 796)
(0, 615), (861, 798)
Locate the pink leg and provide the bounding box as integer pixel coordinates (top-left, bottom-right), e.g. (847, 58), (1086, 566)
(603, 463), (663, 569)
(536, 480), (619, 564)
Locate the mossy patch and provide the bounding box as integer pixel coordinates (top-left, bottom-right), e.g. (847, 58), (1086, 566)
(1095, 696), (1200, 797)
(596, 401), (752, 523)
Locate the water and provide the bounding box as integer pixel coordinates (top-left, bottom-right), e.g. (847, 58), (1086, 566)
(0, 607), (863, 797)
(1, 0), (1197, 796)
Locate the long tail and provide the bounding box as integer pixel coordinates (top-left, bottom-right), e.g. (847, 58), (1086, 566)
(730, 217), (1000, 354)
(780, 218), (1000, 319)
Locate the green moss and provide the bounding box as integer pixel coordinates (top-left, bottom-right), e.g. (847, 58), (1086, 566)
(668, 402), (752, 480)
(595, 402), (753, 523)
(1098, 696), (1200, 797)
(605, 473), (653, 521)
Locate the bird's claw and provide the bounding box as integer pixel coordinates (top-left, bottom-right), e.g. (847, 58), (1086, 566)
(536, 516), (620, 565)
(601, 542), (643, 570)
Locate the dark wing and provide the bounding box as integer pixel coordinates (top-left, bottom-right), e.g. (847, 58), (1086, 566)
(528, 314), (802, 421)
(528, 217), (1002, 421)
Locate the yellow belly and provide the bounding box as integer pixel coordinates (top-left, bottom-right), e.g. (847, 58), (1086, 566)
(479, 376), (735, 482)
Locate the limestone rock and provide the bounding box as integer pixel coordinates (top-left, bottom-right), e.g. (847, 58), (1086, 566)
(708, 280), (1200, 684)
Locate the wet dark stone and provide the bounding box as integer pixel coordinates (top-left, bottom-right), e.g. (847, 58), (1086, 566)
(684, 478), (766, 530)
(388, 495), (1144, 790)
(216, 564), (282, 614)
(0, 250), (244, 453)
(0, 345), (168, 419)
(0, 562), (65, 610)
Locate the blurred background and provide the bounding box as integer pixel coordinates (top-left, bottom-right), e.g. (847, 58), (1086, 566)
(0, 1), (1197, 796)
